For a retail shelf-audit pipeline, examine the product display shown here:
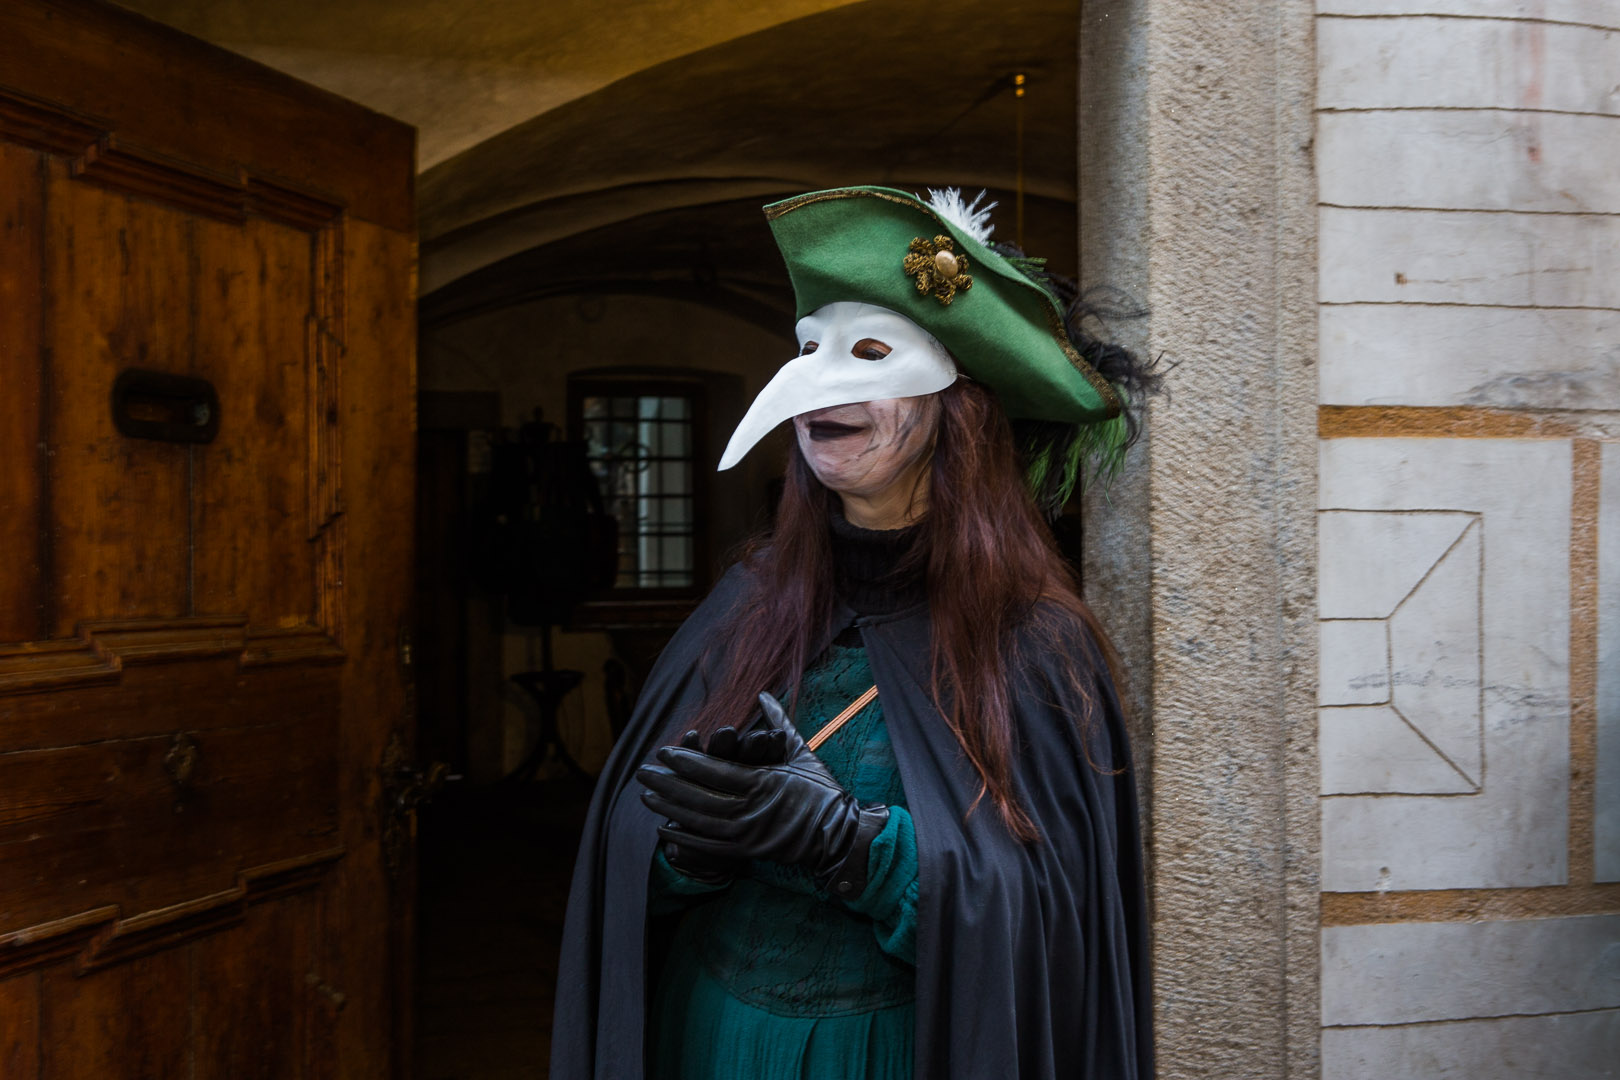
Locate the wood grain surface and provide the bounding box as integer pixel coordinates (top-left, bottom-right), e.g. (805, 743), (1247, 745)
(0, 2), (416, 1076)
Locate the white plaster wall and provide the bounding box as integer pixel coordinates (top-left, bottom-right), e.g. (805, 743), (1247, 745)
(1315, 0), (1620, 1074)
(1320, 0), (1619, 26)
(1323, 1012), (1620, 1080)
(1323, 915), (1620, 1023)
(1321, 306), (1620, 408)
(1319, 111), (1620, 214)
(1318, 16), (1620, 114)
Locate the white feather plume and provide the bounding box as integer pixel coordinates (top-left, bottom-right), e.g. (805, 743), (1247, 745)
(924, 188), (997, 245)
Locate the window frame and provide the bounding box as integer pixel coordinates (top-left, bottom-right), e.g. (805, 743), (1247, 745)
(566, 373), (712, 613)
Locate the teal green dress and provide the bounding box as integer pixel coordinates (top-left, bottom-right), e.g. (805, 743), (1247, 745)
(646, 642), (919, 1080)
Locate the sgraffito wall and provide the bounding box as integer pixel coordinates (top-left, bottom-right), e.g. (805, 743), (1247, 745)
(1314, 2), (1620, 1075)
(1082, 0), (1618, 1076)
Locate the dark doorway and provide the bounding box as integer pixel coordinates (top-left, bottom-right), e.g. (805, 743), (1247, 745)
(408, 187), (1080, 1078)
(412, 396), (586, 1079)
(414, 779), (589, 1080)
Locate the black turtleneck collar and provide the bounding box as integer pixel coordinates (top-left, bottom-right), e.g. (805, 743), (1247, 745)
(829, 509), (926, 616)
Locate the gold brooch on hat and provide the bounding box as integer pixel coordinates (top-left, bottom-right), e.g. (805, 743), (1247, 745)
(903, 235), (973, 306)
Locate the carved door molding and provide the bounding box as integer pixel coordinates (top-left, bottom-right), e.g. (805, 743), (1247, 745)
(0, 3), (416, 1076)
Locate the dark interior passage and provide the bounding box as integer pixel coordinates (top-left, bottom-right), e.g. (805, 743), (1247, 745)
(415, 780), (590, 1079)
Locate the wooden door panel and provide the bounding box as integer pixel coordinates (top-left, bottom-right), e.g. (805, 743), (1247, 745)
(46, 165), (195, 635)
(15, 895), (330, 1080)
(191, 213), (320, 625)
(0, 2), (416, 1077)
(329, 216), (417, 1078)
(0, 140), (46, 644)
(0, 971), (40, 1078)
(0, 679), (339, 938)
(0, 642), (339, 750)
(193, 894), (320, 1080)
(43, 171), (332, 635)
(40, 946), (191, 1080)
(0, 0), (412, 236)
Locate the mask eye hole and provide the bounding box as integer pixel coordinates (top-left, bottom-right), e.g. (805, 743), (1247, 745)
(799, 341), (819, 356)
(851, 338), (891, 362)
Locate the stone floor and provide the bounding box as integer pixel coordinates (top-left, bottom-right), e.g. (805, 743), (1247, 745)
(414, 778), (591, 1080)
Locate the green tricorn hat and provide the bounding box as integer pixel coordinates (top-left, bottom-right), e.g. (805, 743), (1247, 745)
(763, 186), (1122, 427)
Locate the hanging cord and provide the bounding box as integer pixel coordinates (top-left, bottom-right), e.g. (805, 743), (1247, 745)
(1014, 72), (1026, 251)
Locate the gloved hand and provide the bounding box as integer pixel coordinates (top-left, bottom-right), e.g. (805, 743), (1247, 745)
(655, 724), (786, 884)
(638, 692), (889, 901)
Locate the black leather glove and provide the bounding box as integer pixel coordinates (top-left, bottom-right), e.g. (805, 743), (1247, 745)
(656, 725), (786, 884)
(638, 692), (889, 901)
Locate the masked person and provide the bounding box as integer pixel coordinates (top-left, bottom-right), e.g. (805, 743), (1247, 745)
(551, 187), (1155, 1080)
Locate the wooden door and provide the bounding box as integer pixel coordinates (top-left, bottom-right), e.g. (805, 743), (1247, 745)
(0, 2), (417, 1077)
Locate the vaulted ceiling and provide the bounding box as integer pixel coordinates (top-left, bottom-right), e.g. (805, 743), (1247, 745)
(117, 0), (1079, 303)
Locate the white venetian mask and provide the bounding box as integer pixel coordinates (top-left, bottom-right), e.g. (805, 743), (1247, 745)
(717, 302), (957, 470)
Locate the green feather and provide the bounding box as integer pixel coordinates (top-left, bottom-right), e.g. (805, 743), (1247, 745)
(1074, 411), (1131, 490)
(1020, 398), (1132, 516)
(1002, 255), (1048, 277)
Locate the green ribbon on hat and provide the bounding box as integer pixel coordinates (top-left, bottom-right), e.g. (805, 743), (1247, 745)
(763, 186), (1122, 428)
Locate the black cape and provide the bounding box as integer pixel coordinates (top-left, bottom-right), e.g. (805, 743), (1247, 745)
(551, 565), (1153, 1079)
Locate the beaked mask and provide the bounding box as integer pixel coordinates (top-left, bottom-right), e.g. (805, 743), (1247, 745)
(717, 302), (957, 470)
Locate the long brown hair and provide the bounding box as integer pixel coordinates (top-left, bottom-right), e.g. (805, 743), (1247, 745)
(690, 379), (1122, 842)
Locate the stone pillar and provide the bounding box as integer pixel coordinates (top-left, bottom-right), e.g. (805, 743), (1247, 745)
(1078, 2), (1321, 1077)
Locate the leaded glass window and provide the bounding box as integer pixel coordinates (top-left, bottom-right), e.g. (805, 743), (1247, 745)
(578, 389), (699, 589)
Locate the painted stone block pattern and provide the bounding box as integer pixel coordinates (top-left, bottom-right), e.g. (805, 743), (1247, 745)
(1320, 510), (1482, 794)
(1318, 111), (1620, 214)
(1319, 305), (1620, 408)
(1320, 439), (1570, 891)
(1322, 1008), (1620, 1080)
(1322, 914), (1620, 1024)
(1318, 208), (1620, 308)
(1317, 0), (1620, 29)
(1319, 619), (1389, 707)
(1319, 16), (1620, 114)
